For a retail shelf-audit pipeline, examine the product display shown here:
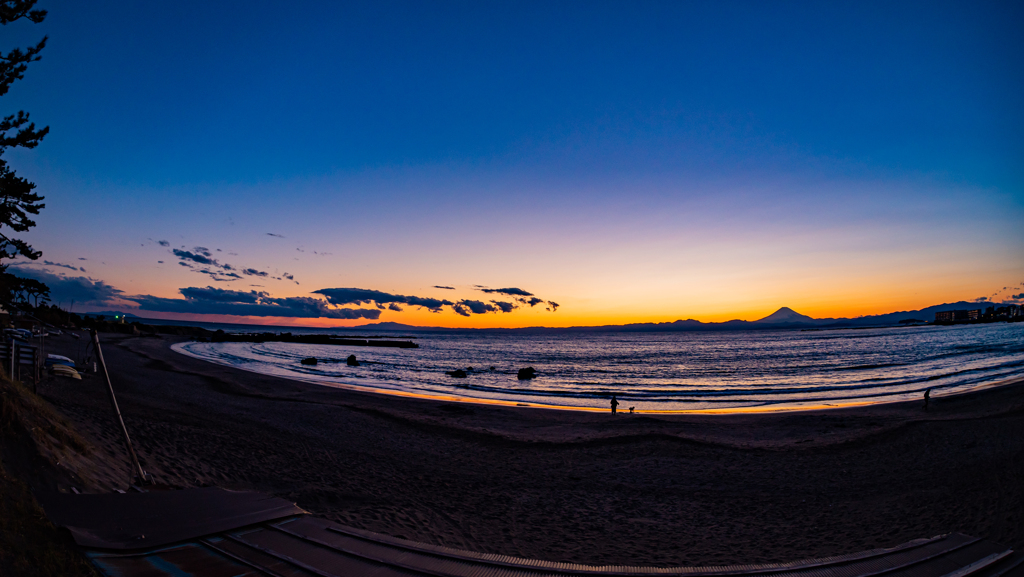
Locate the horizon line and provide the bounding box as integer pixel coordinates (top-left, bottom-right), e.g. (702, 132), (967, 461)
(68, 299), (1022, 332)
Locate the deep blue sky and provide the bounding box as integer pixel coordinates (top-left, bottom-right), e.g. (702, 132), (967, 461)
(4, 1), (1023, 325)
(9, 0), (1022, 186)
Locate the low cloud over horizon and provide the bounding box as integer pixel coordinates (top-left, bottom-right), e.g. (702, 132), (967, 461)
(127, 286), (380, 319)
(7, 267), (123, 306)
(7, 263), (560, 322)
(5, 268), (378, 320)
(315, 288), (454, 312)
(315, 286), (559, 316)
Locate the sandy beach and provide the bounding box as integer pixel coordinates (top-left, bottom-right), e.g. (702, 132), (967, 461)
(33, 332), (1024, 567)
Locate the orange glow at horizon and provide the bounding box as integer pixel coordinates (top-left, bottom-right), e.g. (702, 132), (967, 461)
(125, 275), (1019, 330)
(74, 177), (1022, 330)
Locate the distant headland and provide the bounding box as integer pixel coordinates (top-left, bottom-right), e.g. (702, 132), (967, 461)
(348, 301), (1022, 333)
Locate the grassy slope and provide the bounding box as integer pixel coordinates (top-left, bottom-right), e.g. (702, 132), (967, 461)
(0, 374), (98, 576)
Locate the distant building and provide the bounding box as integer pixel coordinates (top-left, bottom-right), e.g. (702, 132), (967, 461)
(935, 309), (981, 322)
(985, 304), (1023, 320)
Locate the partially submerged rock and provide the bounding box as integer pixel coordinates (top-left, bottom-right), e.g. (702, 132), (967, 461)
(446, 369), (468, 378)
(346, 355), (360, 367)
(517, 367), (537, 380)
(300, 357), (317, 366)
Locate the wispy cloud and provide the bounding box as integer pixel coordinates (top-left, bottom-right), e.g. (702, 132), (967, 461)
(295, 247), (331, 256)
(169, 246), (295, 284)
(475, 287), (553, 310)
(43, 260), (86, 273)
(197, 270), (242, 282)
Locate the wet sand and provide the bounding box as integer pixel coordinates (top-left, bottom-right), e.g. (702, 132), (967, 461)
(37, 333), (1024, 567)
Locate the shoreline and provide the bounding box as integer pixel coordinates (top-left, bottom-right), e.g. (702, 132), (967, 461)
(34, 333), (1024, 566)
(170, 340), (1023, 415)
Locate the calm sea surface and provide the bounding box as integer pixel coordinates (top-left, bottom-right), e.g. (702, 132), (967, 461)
(172, 323), (1024, 411)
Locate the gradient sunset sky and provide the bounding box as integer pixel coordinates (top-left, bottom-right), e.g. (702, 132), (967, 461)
(4, 0), (1023, 328)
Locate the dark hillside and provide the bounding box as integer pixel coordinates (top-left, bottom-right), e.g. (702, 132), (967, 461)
(0, 374), (99, 576)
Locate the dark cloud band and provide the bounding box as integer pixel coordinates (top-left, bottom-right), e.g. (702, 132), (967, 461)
(316, 287), (558, 316)
(128, 286), (380, 319)
(478, 287), (533, 296)
(7, 268), (123, 305)
(315, 288), (454, 312)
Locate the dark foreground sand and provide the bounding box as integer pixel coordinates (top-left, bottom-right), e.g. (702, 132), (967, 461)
(35, 333), (1024, 566)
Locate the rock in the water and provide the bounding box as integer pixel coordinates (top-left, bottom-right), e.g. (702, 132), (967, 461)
(346, 354), (359, 367)
(447, 369), (468, 378)
(517, 367), (537, 380)
(300, 357), (317, 365)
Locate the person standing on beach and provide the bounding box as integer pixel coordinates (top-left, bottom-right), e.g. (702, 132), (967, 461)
(924, 388), (931, 411)
(610, 394), (619, 414)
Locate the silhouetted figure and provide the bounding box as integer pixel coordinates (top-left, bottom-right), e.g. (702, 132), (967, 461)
(924, 388), (931, 411)
(347, 354), (359, 367)
(629, 406), (635, 414)
(610, 395), (619, 414)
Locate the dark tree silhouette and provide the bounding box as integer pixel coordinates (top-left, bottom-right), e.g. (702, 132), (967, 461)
(0, 1), (48, 307)
(17, 275), (47, 306)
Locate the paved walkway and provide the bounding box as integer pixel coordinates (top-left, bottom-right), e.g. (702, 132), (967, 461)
(43, 488), (1023, 577)
(87, 515), (1023, 577)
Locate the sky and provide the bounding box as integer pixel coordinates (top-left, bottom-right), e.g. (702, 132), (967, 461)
(3, 0), (1023, 328)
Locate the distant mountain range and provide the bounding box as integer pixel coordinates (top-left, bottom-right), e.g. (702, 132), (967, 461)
(353, 301), (1005, 333)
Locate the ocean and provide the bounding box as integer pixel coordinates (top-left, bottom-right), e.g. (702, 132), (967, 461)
(171, 322), (1024, 412)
